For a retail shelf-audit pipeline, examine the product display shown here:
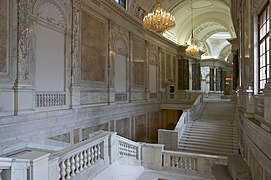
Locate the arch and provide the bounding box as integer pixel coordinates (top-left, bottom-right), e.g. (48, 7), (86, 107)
(113, 37), (128, 56)
(33, 0), (67, 29)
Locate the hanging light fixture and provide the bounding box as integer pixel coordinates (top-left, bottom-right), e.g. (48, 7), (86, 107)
(143, 0), (175, 33)
(186, 0), (199, 56)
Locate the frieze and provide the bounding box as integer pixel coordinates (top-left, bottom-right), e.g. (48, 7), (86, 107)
(18, 0), (34, 84)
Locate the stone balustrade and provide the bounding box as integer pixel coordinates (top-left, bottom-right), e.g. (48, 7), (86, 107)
(118, 136), (140, 160)
(36, 91), (66, 107)
(162, 150), (227, 177)
(50, 131), (111, 180)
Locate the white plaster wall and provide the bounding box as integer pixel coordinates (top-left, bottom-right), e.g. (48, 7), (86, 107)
(115, 54), (126, 92)
(149, 65), (157, 93)
(35, 24), (64, 91)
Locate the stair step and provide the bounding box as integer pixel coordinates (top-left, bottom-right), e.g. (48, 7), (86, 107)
(182, 132), (238, 139)
(182, 138), (239, 147)
(179, 141), (239, 150)
(178, 146), (238, 156)
(181, 134), (238, 143)
(183, 129), (238, 137)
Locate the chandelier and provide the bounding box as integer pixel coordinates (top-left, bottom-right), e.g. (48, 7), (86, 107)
(143, 0), (175, 33)
(186, 0), (199, 56)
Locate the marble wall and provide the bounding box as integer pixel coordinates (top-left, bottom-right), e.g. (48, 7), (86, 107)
(81, 11), (106, 82)
(0, 0), (7, 73)
(133, 35), (145, 86)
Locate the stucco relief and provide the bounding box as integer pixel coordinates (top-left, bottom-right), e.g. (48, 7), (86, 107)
(0, 0), (7, 73)
(81, 11), (106, 82)
(34, 0), (66, 29)
(148, 43), (158, 66)
(111, 22), (129, 56)
(18, 0), (33, 84)
(133, 35), (145, 86)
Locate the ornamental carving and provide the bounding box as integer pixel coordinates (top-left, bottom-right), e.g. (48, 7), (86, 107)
(34, 0), (67, 29)
(110, 22), (129, 56)
(71, 0), (81, 85)
(148, 43), (158, 66)
(18, 0), (33, 84)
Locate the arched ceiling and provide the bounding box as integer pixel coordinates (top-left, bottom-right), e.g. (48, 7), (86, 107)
(128, 0), (235, 62)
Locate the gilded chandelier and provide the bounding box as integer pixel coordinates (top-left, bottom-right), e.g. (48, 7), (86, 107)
(186, 0), (199, 56)
(143, 0), (175, 33)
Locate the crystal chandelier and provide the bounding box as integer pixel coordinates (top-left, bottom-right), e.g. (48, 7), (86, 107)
(143, 0), (175, 33)
(186, 0), (199, 56)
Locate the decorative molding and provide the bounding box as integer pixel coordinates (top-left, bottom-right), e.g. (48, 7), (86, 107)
(17, 0), (34, 84)
(111, 22), (129, 56)
(34, 0), (66, 29)
(148, 43), (159, 66)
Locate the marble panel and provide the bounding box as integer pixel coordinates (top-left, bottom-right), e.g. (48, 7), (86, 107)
(249, 150), (263, 180)
(161, 51), (165, 88)
(82, 123), (108, 140)
(0, 0), (7, 73)
(81, 11), (106, 82)
(49, 132), (70, 143)
(133, 36), (145, 86)
(166, 53), (171, 80)
(74, 128), (80, 144)
(134, 114), (146, 142)
(115, 118), (129, 139)
(173, 56), (176, 83)
(148, 112), (160, 143)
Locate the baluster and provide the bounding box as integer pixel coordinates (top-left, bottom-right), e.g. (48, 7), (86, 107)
(97, 144), (101, 160)
(60, 161), (66, 180)
(181, 157), (184, 169)
(66, 158), (71, 179)
(79, 152), (84, 171)
(91, 147), (95, 164)
(188, 158), (192, 169)
(94, 145), (98, 161)
(71, 156), (76, 177)
(184, 158), (188, 169)
(83, 150), (88, 168)
(87, 148), (91, 166)
(0, 169), (3, 180)
(192, 158), (196, 170)
(75, 154), (80, 174)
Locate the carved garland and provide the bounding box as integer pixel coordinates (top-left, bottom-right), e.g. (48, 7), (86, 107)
(148, 43), (158, 66)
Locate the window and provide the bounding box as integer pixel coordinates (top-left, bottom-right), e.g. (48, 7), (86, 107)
(258, 3), (270, 91)
(115, 0), (127, 9)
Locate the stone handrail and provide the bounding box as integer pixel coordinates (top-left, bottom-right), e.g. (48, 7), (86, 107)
(162, 150), (227, 177)
(0, 157), (29, 180)
(50, 131), (111, 180)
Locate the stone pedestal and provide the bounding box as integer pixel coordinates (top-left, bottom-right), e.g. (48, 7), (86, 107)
(10, 151), (50, 180)
(141, 143), (164, 170)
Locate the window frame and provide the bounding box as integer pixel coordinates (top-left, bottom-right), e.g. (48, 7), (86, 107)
(115, 0), (127, 9)
(258, 2), (270, 92)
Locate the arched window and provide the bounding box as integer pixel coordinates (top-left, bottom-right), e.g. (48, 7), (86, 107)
(258, 3), (270, 92)
(115, 0), (127, 9)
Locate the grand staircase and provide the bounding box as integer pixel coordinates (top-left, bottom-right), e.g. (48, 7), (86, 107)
(178, 101), (240, 156)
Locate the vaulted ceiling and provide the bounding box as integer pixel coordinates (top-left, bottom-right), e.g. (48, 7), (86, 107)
(128, 0), (236, 62)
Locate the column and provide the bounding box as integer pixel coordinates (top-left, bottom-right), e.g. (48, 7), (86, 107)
(210, 68), (214, 91)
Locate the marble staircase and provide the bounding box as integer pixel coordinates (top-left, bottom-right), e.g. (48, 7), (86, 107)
(178, 101), (240, 156)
